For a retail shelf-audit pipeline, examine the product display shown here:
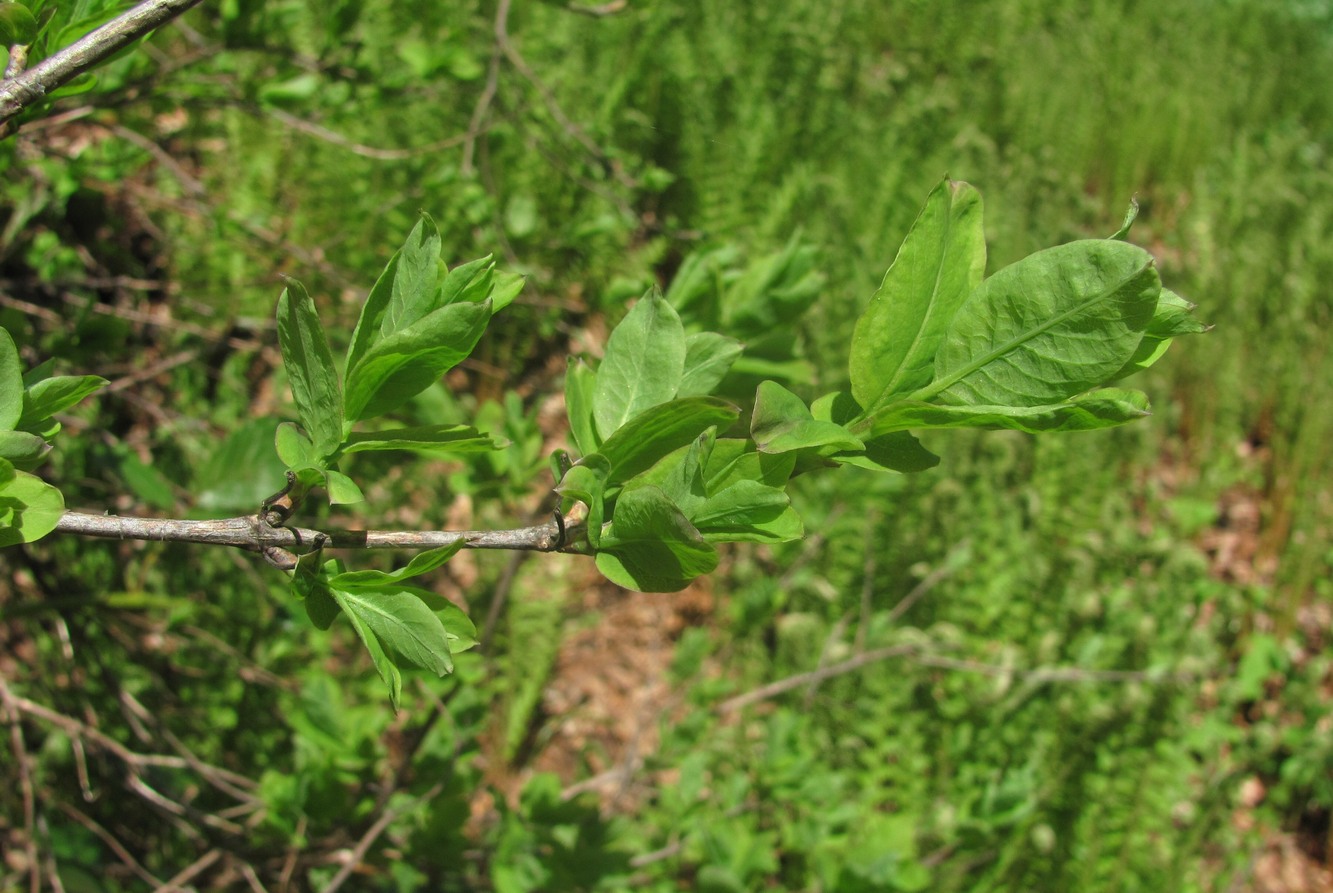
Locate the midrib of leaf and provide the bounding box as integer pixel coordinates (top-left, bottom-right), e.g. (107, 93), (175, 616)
(869, 211), (957, 410)
(905, 259), (1153, 405)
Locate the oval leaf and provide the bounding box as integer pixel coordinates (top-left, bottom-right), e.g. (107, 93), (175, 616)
(593, 291), (686, 440)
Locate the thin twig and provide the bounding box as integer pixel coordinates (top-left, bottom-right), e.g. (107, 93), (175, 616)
(54, 510), (585, 565)
(58, 803), (165, 889)
(151, 848), (221, 893)
(264, 106), (474, 161)
(321, 783), (444, 893)
(0, 0), (207, 131)
(1, 684), (40, 893)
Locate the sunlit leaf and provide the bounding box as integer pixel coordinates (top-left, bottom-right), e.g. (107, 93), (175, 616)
(593, 290), (686, 440)
(276, 279), (344, 457)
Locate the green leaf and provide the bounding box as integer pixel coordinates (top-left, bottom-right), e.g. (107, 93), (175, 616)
(724, 236), (825, 335)
(693, 480), (802, 543)
(0, 470), (64, 547)
(0, 430), (48, 467)
(565, 357), (600, 456)
(1111, 288), (1209, 381)
(195, 419), (290, 512)
(333, 590), (403, 709)
(409, 591), (480, 652)
(382, 214), (444, 338)
(923, 240), (1160, 406)
(595, 486), (718, 592)
(345, 252), (400, 378)
(555, 458), (609, 548)
(850, 179), (986, 409)
(330, 542), (465, 587)
(19, 375), (106, 431)
(343, 299), (491, 422)
(0, 328), (21, 430)
(276, 280), (344, 458)
(487, 271), (525, 312)
(594, 397), (740, 483)
(438, 255), (494, 306)
(323, 470), (364, 505)
(0, 457), (13, 487)
(0, 2), (39, 44)
(293, 554), (341, 630)
(867, 389), (1152, 435)
(332, 586), (455, 676)
(678, 332), (744, 397)
(1110, 198), (1140, 240)
(340, 424), (498, 455)
(274, 421), (320, 470)
(593, 290), (687, 440)
(751, 381), (863, 455)
(702, 439), (796, 493)
(833, 431), (941, 474)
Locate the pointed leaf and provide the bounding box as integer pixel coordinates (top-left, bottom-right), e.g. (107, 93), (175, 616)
(340, 424), (498, 454)
(330, 542), (465, 587)
(323, 469), (364, 505)
(438, 255), (494, 306)
(924, 240), (1160, 407)
(0, 328), (21, 430)
(380, 214), (444, 339)
(276, 280), (344, 457)
(751, 381), (863, 455)
(0, 430), (49, 466)
(565, 357), (600, 456)
(678, 332), (744, 397)
(702, 439), (796, 493)
(333, 591), (403, 708)
(344, 299), (491, 422)
(19, 375), (106, 430)
(593, 291), (686, 440)
(868, 389), (1151, 435)
(693, 480), (802, 543)
(346, 251), (401, 377)
(487, 271), (525, 312)
(833, 431), (941, 474)
(1109, 198), (1140, 240)
(851, 179), (986, 409)
(275, 421), (320, 470)
(333, 586), (454, 676)
(293, 553), (341, 630)
(595, 486), (718, 592)
(595, 397), (739, 482)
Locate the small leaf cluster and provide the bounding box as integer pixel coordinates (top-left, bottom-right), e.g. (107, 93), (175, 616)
(272, 215), (522, 706)
(555, 178), (1206, 593)
(0, 326), (105, 546)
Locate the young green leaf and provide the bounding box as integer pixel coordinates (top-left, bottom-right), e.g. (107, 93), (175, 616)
(0, 430), (49, 467)
(0, 469), (65, 547)
(850, 179), (986, 410)
(332, 586), (455, 677)
(323, 470), (364, 505)
(751, 381), (863, 455)
(293, 553), (341, 630)
(275, 421), (320, 471)
(19, 375), (106, 431)
(333, 591), (403, 709)
(0, 328), (22, 431)
(678, 332), (744, 398)
(1110, 198), (1140, 240)
(593, 290), (687, 440)
(438, 255), (494, 306)
(330, 541), (465, 587)
(595, 486), (718, 592)
(381, 213), (444, 337)
(832, 431), (940, 474)
(555, 457), (610, 548)
(276, 279), (345, 458)
(487, 270), (525, 313)
(343, 299), (492, 422)
(594, 397), (740, 483)
(340, 424), (499, 455)
(923, 240), (1160, 407)
(692, 480), (802, 543)
(701, 438), (796, 493)
(866, 389), (1151, 435)
(345, 252), (401, 378)
(565, 357), (601, 456)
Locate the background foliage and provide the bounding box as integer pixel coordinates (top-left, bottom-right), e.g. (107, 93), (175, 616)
(2, 0), (1331, 890)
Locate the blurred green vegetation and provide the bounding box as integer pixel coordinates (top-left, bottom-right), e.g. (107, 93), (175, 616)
(1, 0), (1330, 890)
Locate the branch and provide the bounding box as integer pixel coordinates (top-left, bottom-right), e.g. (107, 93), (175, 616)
(53, 510), (584, 569)
(0, 0), (207, 131)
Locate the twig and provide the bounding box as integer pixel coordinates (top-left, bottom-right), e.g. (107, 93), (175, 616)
(321, 783), (444, 893)
(717, 643), (1197, 714)
(264, 106), (474, 161)
(461, 0), (509, 176)
(151, 848), (221, 893)
(58, 803), (165, 889)
(1, 684), (40, 893)
(0, 0), (207, 131)
(54, 510), (585, 566)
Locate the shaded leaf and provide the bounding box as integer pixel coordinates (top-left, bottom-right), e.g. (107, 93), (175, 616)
(693, 480), (802, 543)
(702, 438), (796, 493)
(345, 252), (401, 378)
(751, 381), (862, 455)
(595, 397), (740, 483)
(678, 332), (744, 397)
(595, 486), (718, 592)
(867, 389), (1151, 435)
(333, 591), (403, 709)
(332, 586), (454, 677)
(323, 470), (364, 505)
(330, 542), (465, 587)
(274, 421), (320, 470)
(276, 280), (344, 457)
(0, 430), (48, 466)
(0, 328), (21, 430)
(340, 424), (498, 455)
(564, 357), (600, 456)
(0, 470), (64, 547)
(19, 375), (106, 431)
